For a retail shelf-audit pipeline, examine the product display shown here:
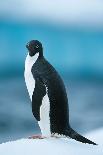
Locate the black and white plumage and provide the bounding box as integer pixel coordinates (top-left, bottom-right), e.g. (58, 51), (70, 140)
(24, 40), (97, 145)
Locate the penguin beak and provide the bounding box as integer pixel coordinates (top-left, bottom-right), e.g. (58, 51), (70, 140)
(26, 45), (28, 48)
(26, 43), (29, 49)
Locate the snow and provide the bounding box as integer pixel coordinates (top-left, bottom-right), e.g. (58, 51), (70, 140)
(0, 0), (103, 27)
(85, 128), (103, 145)
(0, 128), (103, 155)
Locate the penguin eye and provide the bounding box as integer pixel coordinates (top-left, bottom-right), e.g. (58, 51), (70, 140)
(35, 45), (39, 48)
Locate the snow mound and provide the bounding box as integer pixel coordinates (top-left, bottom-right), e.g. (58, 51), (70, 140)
(0, 136), (102, 155)
(85, 128), (103, 145)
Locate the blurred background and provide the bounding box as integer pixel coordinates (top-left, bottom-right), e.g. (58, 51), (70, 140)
(0, 0), (103, 143)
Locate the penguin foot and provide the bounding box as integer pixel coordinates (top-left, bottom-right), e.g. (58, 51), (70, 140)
(28, 134), (45, 139)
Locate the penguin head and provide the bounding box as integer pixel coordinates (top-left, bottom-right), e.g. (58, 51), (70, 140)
(26, 40), (43, 57)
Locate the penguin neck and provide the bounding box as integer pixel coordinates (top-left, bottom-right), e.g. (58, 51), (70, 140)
(38, 50), (43, 59)
(25, 53), (39, 69)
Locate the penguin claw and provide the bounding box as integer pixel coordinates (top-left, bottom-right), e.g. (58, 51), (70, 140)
(28, 135), (46, 139)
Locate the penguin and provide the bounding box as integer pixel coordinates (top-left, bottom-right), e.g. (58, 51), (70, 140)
(24, 40), (97, 145)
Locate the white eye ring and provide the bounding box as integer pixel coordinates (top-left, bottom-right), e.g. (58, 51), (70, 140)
(35, 45), (39, 48)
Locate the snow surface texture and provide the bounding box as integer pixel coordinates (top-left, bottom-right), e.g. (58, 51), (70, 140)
(0, 129), (102, 155)
(85, 128), (103, 146)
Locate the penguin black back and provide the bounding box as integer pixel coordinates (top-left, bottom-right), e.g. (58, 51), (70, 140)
(32, 57), (70, 134)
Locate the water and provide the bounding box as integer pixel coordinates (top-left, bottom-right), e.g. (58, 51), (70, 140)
(0, 21), (103, 77)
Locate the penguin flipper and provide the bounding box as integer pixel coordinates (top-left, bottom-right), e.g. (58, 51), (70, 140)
(32, 77), (46, 121)
(65, 128), (97, 145)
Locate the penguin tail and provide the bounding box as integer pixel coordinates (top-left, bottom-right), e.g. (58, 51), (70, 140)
(65, 127), (97, 145)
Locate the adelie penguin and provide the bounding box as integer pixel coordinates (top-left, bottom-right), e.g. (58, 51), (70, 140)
(24, 40), (97, 145)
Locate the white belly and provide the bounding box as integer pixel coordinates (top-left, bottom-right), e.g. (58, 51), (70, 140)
(38, 89), (51, 137)
(24, 53), (51, 137)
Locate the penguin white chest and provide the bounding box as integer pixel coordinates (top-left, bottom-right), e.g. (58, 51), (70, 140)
(24, 53), (39, 101)
(24, 53), (51, 137)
